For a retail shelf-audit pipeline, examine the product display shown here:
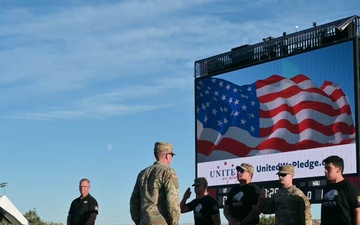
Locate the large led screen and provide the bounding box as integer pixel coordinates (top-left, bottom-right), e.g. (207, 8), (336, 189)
(195, 39), (357, 187)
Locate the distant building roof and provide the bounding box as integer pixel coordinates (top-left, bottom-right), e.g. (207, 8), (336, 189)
(0, 195), (29, 225)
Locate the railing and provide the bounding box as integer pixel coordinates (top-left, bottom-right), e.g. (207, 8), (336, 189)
(194, 15), (360, 78)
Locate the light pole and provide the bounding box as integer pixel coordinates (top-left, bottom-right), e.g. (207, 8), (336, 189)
(0, 182), (8, 195)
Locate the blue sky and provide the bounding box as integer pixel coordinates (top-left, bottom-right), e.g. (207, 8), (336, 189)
(0, 0), (359, 224)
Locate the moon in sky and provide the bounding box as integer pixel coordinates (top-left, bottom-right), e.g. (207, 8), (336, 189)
(107, 143), (112, 150)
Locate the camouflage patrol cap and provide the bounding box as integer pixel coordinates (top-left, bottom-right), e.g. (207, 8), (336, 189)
(154, 142), (175, 154)
(192, 177), (208, 186)
(277, 165), (295, 175)
(236, 163), (254, 174)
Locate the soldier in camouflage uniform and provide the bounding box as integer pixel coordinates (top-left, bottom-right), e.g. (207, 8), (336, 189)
(258, 165), (312, 225)
(130, 142), (180, 225)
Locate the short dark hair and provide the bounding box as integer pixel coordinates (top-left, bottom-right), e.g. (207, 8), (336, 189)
(323, 155), (344, 173)
(80, 178), (91, 185)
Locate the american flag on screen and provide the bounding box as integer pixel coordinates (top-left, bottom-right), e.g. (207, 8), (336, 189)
(196, 74), (356, 157)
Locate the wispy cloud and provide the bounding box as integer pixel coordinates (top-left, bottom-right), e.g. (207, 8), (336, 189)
(0, 73), (192, 120)
(0, 0), (358, 120)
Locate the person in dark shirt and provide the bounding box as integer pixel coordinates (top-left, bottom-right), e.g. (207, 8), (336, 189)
(321, 155), (360, 225)
(224, 163), (260, 225)
(180, 177), (220, 225)
(67, 178), (98, 225)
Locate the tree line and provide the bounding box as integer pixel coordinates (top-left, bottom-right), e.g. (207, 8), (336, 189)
(24, 209), (64, 225)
